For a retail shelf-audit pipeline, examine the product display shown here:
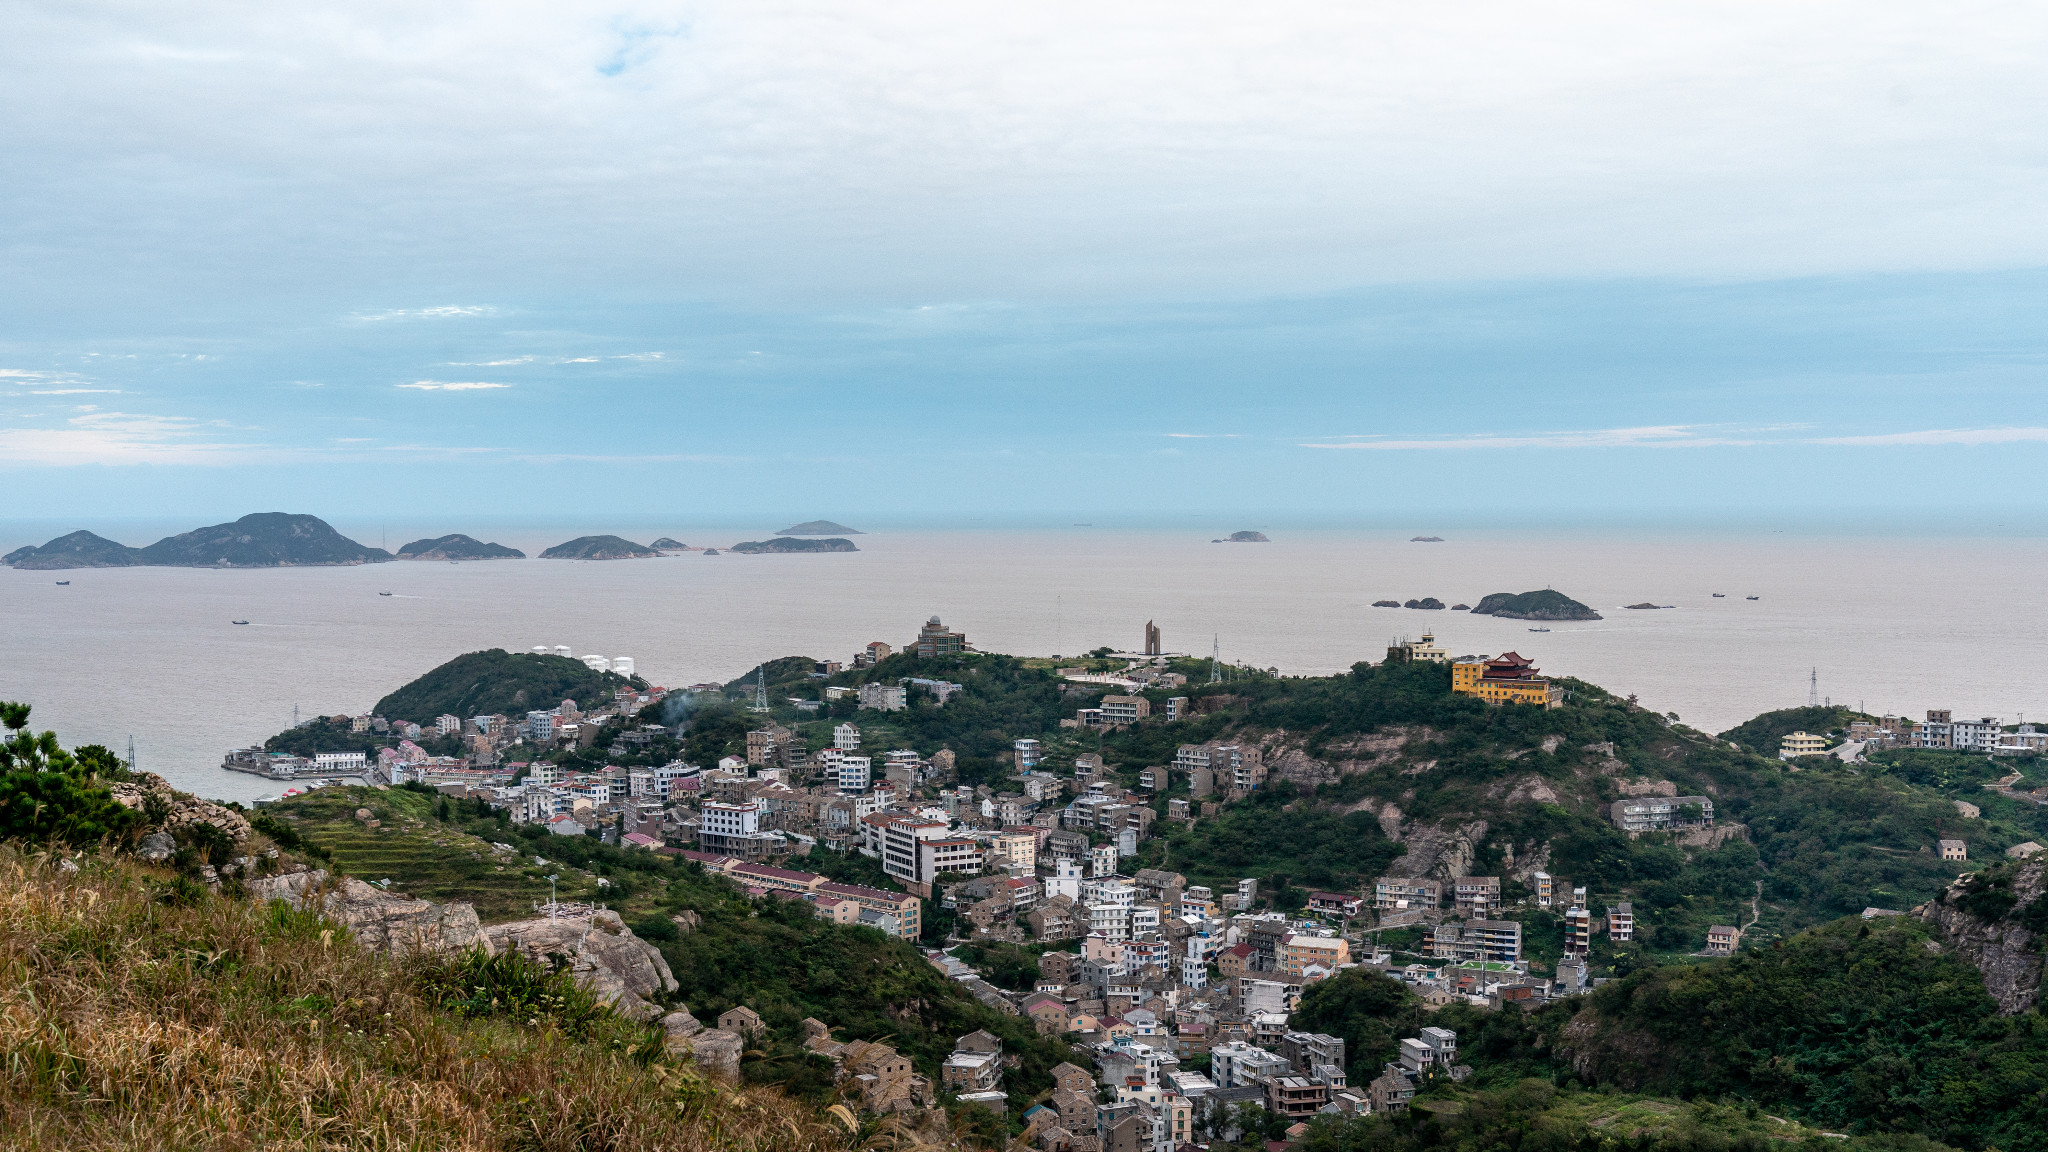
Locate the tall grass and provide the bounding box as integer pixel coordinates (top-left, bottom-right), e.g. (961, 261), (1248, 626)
(0, 848), (851, 1151)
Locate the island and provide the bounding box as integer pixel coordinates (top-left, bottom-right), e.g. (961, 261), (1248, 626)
(1371, 599), (1401, 608)
(394, 533), (525, 561)
(650, 537), (690, 550)
(729, 537), (859, 554)
(1404, 597), (1446, 610)
(1213, 530), (1269, 542)
(776, 520), (863, 536)
(538, 535), (662, 560)
(1468, 588), (1604, 621)
(1411, 536), (1445, 542)
(1450, 603), (1471, 610)
(1624, 602), (1675, 610)
(2, 513), (391, 569)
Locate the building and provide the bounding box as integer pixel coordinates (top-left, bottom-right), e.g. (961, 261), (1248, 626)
(880, 817), (983, 897)
(1374, 876), (1442, 912)
(1430, 919), (1522, 964)
(836, 755), (872, 795)
(1532, 871), (1555, 907)
(1611, 796), (1715, 834)
(833, 723), (861, 751)
(1452, 876), (1501, 918)
(312, 751), (368, 773)
(1211, 1041), (1291, 1089)
(524, 710), (555, 742)
(1450, 652), (1563, 709)
(1562, 905), (1592, 956)
(1940, 839), (1968, 862)
(1369, 1067), (1413, 1114)
(914, 616), (967, 658)
(1266, 1076), (1328, 1119)
(699, 801), (783, 861)
(1276, 933), (1351, 979)
(1100, 696), (1152, 726)
(1385, 633), (1449, 664)
(1307, 891), (1363, 918)
(1779, 731), (1827, 759)
(1607, 902), (1634, 941)
(1173, 742), (1265, 793)
(858, 683), (908, 712)
(1705, 924), (1741, 954)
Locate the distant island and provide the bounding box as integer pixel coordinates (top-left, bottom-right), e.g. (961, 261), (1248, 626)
(1624, 602), (1675, 610)
(1371, 599), (1401, 608)
(1468, 589), (1603, 621)
(776, 520), (862, 536)
(2, 513), (391, 569)
(1411, 536), (1444, 542)
(729, 537), (859, 554)
(650, 537), (690, 550)
(538, 535), (661, 560)
(1213, 530), (1269, 542)
(395, 534), (524, 561)
(1404, 597), (1446, 610)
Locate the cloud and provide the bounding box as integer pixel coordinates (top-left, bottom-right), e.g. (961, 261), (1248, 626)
(1808, 427), (2048, 447)
(1303, 426), (1755, 450)
(30, 388), (123, 395)
(352, 306), (496, 322)
(397, 381), (512, 391)
(0, 411), (262, 465)
(1165, 433), (1240, 439)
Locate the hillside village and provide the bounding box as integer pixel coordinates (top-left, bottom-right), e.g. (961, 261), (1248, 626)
(167, 614), (2048, 1150)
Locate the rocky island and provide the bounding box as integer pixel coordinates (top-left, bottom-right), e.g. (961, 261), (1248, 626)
(395, 533), (525, 561)
(729, 537), (859, 554)
(1624, 602), (1675, 610)
(1213, 530), (1269, 542)
(1404, 597), (1446, 610)
(3, 513), (392, 569)
(1411, 535), (1444, 542)
(650, 537), (690, 550)
(1468, 588), (1603, 621)
(776, 520), (862, 536)
(538, 535), (661, 560)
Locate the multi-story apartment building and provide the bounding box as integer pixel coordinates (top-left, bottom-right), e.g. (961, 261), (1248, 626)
(1428, 919), (1522, 964)
(1101, 695), (1152, 726)
(1172, 742), (1266, 792)
(1374, 876), (1443, 912)
(857, 682), (907, 712)
(914, 616), (967, 658)
(1563, 904), (1592, 956)
(1607, 901), (1634, 941)
(699, 801), (782, 861)
(1452, 876), (1501, 918)
(1611, 795), (1715, 834)
(1275, 933), (1351, 978)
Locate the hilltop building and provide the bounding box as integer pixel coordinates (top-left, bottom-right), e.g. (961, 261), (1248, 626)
(1385, 633), (1449, 664)
(1451, 652), (1563, 709)
(914, 616), (967, 658)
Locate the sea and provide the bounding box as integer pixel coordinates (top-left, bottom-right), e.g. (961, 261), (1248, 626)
(4, 520), (2044, 804)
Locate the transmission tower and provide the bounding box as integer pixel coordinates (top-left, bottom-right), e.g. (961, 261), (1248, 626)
(125, 735), (136, 773)
(1208, 636), (1221, 685)
(751, 666), (770, 713)
(1807, 668), (1819, 708)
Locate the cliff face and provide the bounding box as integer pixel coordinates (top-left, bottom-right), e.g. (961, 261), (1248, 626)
(1916, 859), (2047, 1015)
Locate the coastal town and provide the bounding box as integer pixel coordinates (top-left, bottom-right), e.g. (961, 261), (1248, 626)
(200, 613), (2045, 1151)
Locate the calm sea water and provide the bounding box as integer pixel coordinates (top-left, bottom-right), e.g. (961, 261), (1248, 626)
(4, 524), (2043, 803)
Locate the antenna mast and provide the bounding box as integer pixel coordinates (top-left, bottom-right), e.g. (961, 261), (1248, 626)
(1807, 668), (1819, 708)
(751, 666), (770, 713)
(125, 735), (136, 772)
(1208, 636), (1221, 685)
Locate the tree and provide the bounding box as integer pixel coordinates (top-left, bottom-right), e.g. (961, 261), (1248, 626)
(0, 701), (145, 848)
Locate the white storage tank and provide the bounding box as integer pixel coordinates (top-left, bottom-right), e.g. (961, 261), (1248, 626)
(611, 657), (634, 675)
(581, 654), (610, 671)
(553, 645), (572, 658)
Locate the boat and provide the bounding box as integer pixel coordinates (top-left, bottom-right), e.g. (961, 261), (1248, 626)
(54, 580), (68, 585)
(379, 591), (393, 596)
(1746, 596), (1760, 601)
(1711, 593), (1725, 598)
(232, 619), (249, 625)
(1527, 627), (1550, 632)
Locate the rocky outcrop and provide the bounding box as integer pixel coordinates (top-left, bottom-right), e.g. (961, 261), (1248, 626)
(247, 870), (485, 954)
(109, 773), (252, 842)
(1386, 820), (1489, 880)
(1469, 589), (1602, 621)
(1403, 598), (1446, 610)
(1501, 776), (1561, 805)
(1617, 778), (1678, 797)
(485, 909), (678, 1021)
(661, 1008), (744, 1079)
(1916, 860), (2046, 1015)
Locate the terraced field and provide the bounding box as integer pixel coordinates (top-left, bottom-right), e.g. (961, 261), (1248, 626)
(263, 786), (608, 922)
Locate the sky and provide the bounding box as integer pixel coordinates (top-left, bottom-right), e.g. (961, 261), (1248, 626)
(5, 1), (2048, 524)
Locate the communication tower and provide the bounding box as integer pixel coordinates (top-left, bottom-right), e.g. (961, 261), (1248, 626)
(751, 666), (770, 713)
(125, 735), (136, 773)
(1208, 636), (1222, 685)
(1808, 668), (1819, 708)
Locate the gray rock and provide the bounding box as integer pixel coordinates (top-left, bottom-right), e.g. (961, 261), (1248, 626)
(245, 870), (484, 955)
(137, 830), (176, 863)
(1916, 859), (2046, 1014)
(666, 1024), (744, 1079)
(484, 909), (678, 1021)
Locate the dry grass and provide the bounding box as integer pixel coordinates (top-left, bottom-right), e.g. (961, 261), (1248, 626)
(0, 848), (852, 1152)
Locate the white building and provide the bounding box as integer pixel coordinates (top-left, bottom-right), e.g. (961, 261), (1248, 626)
(525, 710), (555, 742)
(837, 755), (872, 794)
(581, 654), (610, 671)
(833, 723), (861, 751)
(1015, 738), (1042, 769)
(858, 683), (907, 712)
(1211, 1041), (1290, 1089)
(312, 751), (368, 773)
(1092, 842), (1121, 878)
(435, 714), (463, 736)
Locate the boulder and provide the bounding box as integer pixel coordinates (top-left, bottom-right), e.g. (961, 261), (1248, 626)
(246, 870), (484, 955)
(484, 909), (678, 1021)
(670, 1027), (744, 1079)
(136, 830), (176, 863)
(109, 773), (252, 842)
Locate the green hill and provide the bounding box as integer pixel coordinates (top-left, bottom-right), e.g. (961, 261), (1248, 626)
(730, 537), (859, 553)
(372, 648), (643, 724)
(394, 532), (525, 560)
(538, 534), (660, 560)
(1717, 705), (1864, 754)
(1468, 588), (1603, 620)
(6, 514), (390, 569)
